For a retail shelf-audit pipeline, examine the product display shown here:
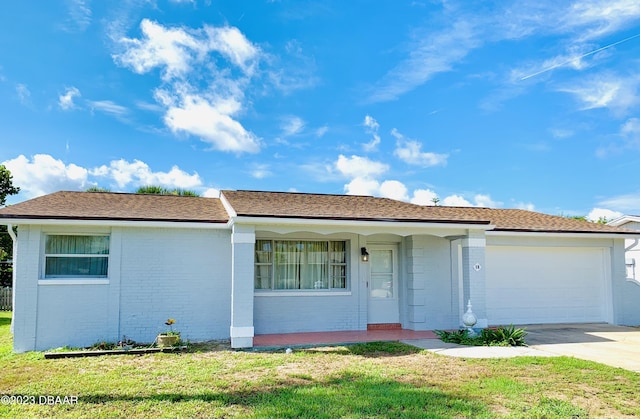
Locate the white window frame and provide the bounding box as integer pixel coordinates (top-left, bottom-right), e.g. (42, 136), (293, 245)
(40, 233), (110, 285)
(254, 239), (349, 294)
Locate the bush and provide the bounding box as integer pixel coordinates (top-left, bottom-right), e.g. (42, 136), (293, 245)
(434, 325), (527, 347)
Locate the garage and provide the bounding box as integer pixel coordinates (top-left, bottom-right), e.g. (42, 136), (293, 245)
(485, 246), (609, 325)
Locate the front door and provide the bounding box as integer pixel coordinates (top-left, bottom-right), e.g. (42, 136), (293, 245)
(367, 245), (400, 324)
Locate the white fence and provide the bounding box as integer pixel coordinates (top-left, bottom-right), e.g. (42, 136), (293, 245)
(0, 287), (11, 311)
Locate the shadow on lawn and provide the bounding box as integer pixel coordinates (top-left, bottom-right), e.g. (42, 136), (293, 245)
(0, 315), (11, 327)
(73, 370), (487, 417)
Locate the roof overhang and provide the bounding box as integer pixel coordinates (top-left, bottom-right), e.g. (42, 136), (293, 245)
(487, 230), (640, 239)
(228, 215), (494, 237)
(0, 218), (229, 230)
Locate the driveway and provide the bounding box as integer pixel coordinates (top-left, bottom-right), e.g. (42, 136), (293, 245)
(524, 323), (640, 372)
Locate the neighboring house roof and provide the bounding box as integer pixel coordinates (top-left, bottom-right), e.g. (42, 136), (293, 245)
(608, 215), (640, 227)
(0, 189), (634, 234)
(0, 191), (228, 223)
(221, 190), (632, 234)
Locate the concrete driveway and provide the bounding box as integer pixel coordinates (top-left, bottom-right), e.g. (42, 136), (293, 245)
(524, 323), (640, 372)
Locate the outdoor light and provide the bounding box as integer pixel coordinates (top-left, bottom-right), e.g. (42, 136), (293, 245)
(361, 247), (369, 262)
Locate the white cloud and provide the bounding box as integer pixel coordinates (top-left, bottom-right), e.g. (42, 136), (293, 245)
(61, 0), (92, 33)
(442, 194), (473, 207)
(88, 100), (128, 116)
(362, 115), (381, 152)
(410, 189), (439, 205)
(2, 154), (90, 198)
(514, 202), (536, 211)
(597, 192), (640, 212)
(93, 158), (202, 189)
(113, 19), (259, 80)
(344, 177), (380, 196)
(474, 194), (502, 208)
(549, 128), (574, 139)
(202, 188), (220, 198)
(334, 155), (389, 179)
(113, 19), (263, 154)
(368, 19), (480, 103)
(281, 116), (305, 137)
(162, 92), (260, 153)
(59, 87), (81, 110)
(391, 129), (448, 167)
(379, 180), (409, 201)
(15, 84), (31, 105)
(558, 73), (640, 115)
(587, 207), (623, 222)
(114, 19), (204, 81)
(368, 1), (640, 102)
(204, 26), (259, 75)
(597, 117), (640, 156)
(267, 39), (318, 94)
(565, 0), (640, 41)
(344, 178), (410, 201)
(363, 115), (379, 132)
(315, 125), (329, 137)
(1, 154), (207, 201)
(440, 193), (501, 208)
(250, 164), (272, 179)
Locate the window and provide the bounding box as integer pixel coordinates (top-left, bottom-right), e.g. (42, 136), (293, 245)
(44, 235), (109, 278)
(255, 240), (347, 290)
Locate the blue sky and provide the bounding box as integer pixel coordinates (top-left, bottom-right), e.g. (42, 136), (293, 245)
(2, 0), (640, 220)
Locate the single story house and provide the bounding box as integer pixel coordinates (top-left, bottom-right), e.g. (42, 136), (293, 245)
(0, 190), (639, 352)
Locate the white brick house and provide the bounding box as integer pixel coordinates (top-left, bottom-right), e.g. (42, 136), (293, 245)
(1, 190), (639, 352)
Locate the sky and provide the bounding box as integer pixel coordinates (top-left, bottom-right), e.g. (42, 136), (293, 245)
(1, 0), (640, 220)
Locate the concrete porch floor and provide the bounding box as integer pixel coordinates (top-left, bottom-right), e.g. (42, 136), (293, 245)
(253, 329), (438, 348)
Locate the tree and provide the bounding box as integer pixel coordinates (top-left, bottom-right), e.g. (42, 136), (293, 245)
(0, 165), (20, 207)
(135, 186), (200, 197)
(86, 186), (111, 192)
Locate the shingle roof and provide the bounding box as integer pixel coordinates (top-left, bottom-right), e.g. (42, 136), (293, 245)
(222, 190), (490, 224)
(0, 191), (228, 223)
(221, 190), (632, 234)
(0, 189), (634, 234)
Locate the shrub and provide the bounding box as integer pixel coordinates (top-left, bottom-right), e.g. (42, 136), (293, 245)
(434, 325), (527, 347)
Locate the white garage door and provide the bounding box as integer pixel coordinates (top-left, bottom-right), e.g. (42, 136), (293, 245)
(485, 246), (608, 325)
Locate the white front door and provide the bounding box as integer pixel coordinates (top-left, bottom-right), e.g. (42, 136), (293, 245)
(367, 245), (400, 324)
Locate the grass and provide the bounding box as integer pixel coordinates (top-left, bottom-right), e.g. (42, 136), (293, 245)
(0, 312), (637, 418)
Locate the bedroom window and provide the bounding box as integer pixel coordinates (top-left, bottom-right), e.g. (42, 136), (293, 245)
(44, 235), (109, 278)
(255, 240), (347, 290)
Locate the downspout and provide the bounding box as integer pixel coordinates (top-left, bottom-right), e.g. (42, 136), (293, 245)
(7, 224), (16, 334)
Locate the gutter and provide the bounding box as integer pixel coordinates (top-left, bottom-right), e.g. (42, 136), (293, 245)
(7, 224), (16, 334)
(487, 230), (640, 239)
(227, 215), (495, 232)
(0, 218), (229, 229)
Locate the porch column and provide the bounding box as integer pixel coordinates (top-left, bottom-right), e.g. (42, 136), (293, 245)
(461, 230), (487, 328)
(230, 224), (255, 348)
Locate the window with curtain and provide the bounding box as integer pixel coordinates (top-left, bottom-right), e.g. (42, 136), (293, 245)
(44, 235), (109, 278)
(255, 240), (347, 290)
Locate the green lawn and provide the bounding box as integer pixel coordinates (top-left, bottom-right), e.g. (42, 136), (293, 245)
(0, 311), (638, 418)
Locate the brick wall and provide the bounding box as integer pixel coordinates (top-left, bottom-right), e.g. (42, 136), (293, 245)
(119, 227), (232, 343)
(405, 235), (458, 330)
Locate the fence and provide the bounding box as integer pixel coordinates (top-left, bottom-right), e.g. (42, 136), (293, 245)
(0, 287), (11, 311)
(0, 260), (11, 288)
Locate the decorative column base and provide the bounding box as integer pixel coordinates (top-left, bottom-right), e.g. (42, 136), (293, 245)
(230, 326), (254, 348)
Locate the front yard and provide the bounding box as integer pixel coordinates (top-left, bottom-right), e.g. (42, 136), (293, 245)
(0, 311), (638, 418)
